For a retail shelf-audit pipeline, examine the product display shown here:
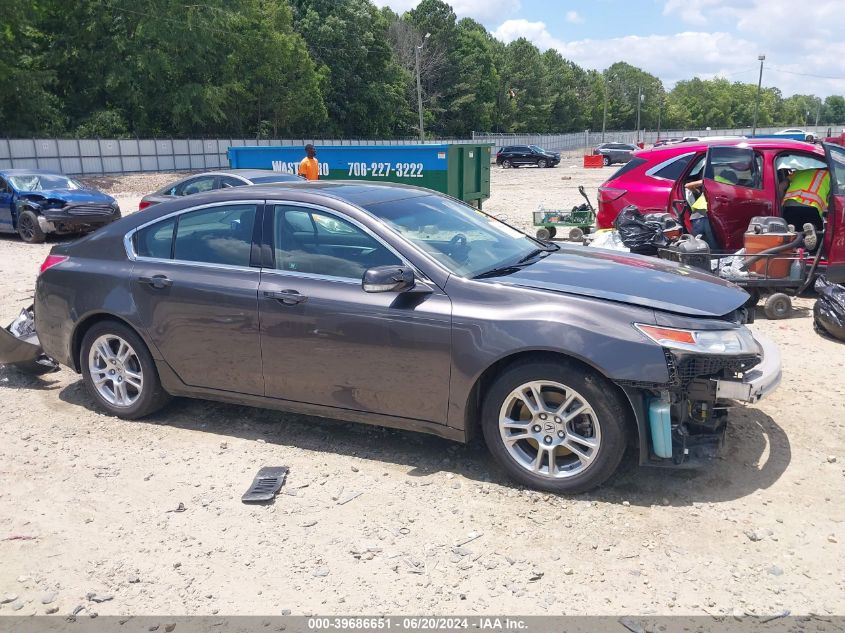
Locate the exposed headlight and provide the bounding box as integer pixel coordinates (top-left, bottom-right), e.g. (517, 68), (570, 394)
(634, 323), (760, 355)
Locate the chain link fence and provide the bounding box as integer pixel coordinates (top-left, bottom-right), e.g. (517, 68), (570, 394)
(0, 137), (479, 176)
(2, 126), (836, 176)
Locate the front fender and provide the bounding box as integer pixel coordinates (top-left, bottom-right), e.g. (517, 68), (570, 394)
(444, 276), (668, 430)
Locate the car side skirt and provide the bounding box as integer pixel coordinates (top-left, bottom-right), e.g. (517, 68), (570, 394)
(155, 360), (465, 443)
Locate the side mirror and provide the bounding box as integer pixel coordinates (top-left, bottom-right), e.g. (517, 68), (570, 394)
(362, 265), (416, 293)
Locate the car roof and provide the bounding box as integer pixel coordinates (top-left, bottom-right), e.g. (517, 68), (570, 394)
(134, 181), (434, 226)
(635, 138), (824, 161)
(175, 169), (296, 180)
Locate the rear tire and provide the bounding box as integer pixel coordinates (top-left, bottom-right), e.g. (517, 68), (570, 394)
(502, 160), (512, 169)
(17, 210), (46, 244)
(80, 320), (171, 419)
(764, 293), (791, 320)
(481, 360), (630, 494)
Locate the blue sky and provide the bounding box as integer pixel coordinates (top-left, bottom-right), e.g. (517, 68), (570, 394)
(373, 0), (845, 98)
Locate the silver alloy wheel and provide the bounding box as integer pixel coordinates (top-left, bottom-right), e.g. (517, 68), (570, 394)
(498, 380), (601, 478)
(88, 334), (144, 407)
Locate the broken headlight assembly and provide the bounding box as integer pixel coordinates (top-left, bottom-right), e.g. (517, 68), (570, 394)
(634, 324), (761, 356)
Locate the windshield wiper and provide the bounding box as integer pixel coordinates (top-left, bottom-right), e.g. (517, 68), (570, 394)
(474, 247), (558, 279)
(516, 245), (558, 264)
(473, 264), (524, 280)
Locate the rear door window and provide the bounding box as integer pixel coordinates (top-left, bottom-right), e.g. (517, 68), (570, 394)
(176, 176), (216, 196)
(608, 157), (647, 180)
(220, 176), (248, 189)
(172, 204), (257, 267)
(134, 218), (176, 259)
(705, 146), (762, 189)
(649, 154), (695, 181)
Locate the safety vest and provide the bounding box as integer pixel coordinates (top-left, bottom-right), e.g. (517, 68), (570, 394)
(691, 174), (732, 213)
(783, 169), (829, 215)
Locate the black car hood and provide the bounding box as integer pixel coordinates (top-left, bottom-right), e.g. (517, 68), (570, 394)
(483, 246), (748, 317)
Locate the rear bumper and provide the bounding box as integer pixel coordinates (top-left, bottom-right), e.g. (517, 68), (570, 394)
(0, 308), (59, 374)
(714, 332), (782, 403)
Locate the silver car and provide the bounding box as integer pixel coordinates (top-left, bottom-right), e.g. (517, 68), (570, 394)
(138, 169), (303, 209)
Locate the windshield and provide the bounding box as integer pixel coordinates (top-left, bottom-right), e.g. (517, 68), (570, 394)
(364, 194), (545, 277)
(529, 145), (546, 153)
(8, 174), (83, 191)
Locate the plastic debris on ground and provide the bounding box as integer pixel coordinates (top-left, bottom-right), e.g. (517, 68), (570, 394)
(242, 466), (289, 503)
(586, 229), (629, 252)
(814, 276), (845, 342)
(9, 308), (37, 341)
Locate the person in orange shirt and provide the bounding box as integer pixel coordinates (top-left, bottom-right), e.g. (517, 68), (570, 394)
(298, 144), (319, 181)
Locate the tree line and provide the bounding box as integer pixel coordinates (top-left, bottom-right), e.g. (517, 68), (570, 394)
(3, 0), (844, 139)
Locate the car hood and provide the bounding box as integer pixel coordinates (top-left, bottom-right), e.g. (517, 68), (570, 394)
(19, 188), (115, 204)
(481, 246), (748, 317)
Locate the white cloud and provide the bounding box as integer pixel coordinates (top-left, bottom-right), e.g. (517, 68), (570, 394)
(556, 31), (757, 86)
(370, 0), (419, 13)
(493, 1), (845, 97)
(662, 0), (727, 25)
(370, 0), (521, 23)
(493, 19), (565, 50)
(565, 11), (584, 24)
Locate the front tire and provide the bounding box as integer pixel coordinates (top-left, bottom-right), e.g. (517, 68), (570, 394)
(602, 155), (611, 167)
(537, 159), (548, 169)
(80, 321), (170, 419)
(17, 210), (46, 244)
(481, 360), (630, 493)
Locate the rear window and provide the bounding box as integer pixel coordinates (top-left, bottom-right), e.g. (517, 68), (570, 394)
(651, 154), (695, 181)
(250, 175), (302, 183)
(608, 157), (647, 180)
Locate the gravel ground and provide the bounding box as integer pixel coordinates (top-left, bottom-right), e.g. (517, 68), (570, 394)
(1, 163), (844, 617)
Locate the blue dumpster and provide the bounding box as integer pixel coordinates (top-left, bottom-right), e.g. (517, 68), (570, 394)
(227, 144), (492, 206)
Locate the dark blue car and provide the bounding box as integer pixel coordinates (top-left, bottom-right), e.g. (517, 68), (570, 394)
(0, 169), (121, 243)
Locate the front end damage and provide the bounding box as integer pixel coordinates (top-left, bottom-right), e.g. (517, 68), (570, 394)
(634, 331), (781, 467)
(36, 202), (121, 235)
(0, 306), (59, 375)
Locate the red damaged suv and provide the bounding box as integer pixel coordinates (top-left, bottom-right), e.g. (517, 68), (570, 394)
(596, 139), (840, 250)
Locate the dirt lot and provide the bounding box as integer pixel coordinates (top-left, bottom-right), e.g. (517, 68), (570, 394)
(1, 163), (844, 617)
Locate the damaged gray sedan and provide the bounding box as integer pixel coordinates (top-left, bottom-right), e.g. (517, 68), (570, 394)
(0, 182), (781, 493)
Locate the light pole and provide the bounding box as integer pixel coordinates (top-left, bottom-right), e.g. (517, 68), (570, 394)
(635, 86), (643, 143)
(601, 75), (611, 142)
(415, 32), (430, 143)
(656, 96), (663, 141)
(752, 54), (765, 137)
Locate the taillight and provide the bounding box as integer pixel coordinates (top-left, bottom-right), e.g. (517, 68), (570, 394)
(39, 255), (68, 275)
(138, 200), (152, 210)
(598, 186), (627, 202)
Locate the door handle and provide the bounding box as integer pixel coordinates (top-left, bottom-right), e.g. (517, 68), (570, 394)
(263, 289), (307, 305)
(136, 275), (173, 289)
